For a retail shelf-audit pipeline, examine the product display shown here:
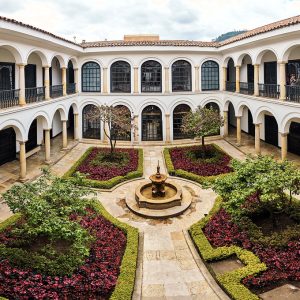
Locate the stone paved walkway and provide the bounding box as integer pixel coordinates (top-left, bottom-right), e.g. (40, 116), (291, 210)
(97, 146), (229, 299)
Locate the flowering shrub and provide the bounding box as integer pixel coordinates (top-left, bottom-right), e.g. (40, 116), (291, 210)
(76, 148), (139, 181)
(169, 145), (232, 177)
(0, 208), (127, 299)
(203, 208), (300, 290)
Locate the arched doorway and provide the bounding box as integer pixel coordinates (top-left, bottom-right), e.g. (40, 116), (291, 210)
(142, 105), (163, 141)
(173, 104), (192, 139)
(82, 104), (101, 139)
(0, 127), (16, 165)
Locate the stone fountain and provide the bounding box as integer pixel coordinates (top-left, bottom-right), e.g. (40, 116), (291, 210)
(135, 161), (183, 210)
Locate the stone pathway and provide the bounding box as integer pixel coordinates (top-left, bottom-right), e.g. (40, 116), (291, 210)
(97, 146), (229, 299)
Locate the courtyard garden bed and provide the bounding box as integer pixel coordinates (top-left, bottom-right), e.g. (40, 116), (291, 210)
(0, 172), (138, 300)
(64, 147), (143, 189)
(189, 156), (300, 300)
(164, 144), (232, 183)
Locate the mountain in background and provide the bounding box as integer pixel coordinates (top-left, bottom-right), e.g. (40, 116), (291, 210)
(213, 30), (247, 42)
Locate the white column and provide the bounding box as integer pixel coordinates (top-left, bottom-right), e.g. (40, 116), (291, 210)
(62, 120), (68, 149)
(19, 141), (27, 182)
(74, 68), (79, 93)
(279, 62), (286, 100)
(222, 67), (227, 91)
(254, 64), (260, 96)
(44, 129), (51, 164)
(164, 67), (170, 93)
(165, 114), (171, 144)
(134, 66), (139, 93)
(44, 66), (50, 100)
(195, 65), (200, 92)
(74, 113), (79, 140)
(236, 116), (241, 146)
(255, 124), (261, 155)
(62, 67), (67, 96)
(18, 64), (26, 106)
(103, 67), (108, 93)
(281, 133), (288, 161)
(235, 65), (240, 93)
(223, 111), (228, 137)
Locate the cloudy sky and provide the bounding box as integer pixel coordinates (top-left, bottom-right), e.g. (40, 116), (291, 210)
(0, 0), (300, 43)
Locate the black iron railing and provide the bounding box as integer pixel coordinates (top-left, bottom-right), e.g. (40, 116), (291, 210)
(240, 82), (254, 95)
(258, 84), (280, 99)
(25, 87), (45, 103)
(67, 83), (76, 94)
(0, 89), (20, 109)
(225, 81), (236, 92)
(286, 85), (300, 103)
(50, 84), (63, 98)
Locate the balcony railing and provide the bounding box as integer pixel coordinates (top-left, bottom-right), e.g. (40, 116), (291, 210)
(258, 84), (280, 99)
(67, 83), (76, 95)
(0, 89), (20, 109)
(226, 81), (236, 92)
(286, 85), (300, 103)
(50, 84), (63, 98)
(25, 87), (45, 103)
(240, 82), (254, 95)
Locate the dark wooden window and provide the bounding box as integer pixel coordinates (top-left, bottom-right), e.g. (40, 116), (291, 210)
(173, 104), (192, 139)
(0, 62), (15, 90)
(0, 128), (16, 165)
(247, 64), (254, 83)
(172, 60), (192, 92)
(264, 115), (278, 146)
(82, 105), (101, 139)
(264, 62), (277, 84)
(111, 61), (131, 93)
(141, 60), (162, 92)
(142, 105), (162, 141)
(82, 62), (101, 92)
(25, 64), (36, 88)
(201, 61), (219, 90)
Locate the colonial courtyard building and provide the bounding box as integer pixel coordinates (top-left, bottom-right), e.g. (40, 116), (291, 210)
(1, 15), (300, 181)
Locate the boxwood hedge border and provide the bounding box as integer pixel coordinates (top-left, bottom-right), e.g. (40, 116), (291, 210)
(189, 197), (267, 300)
(63, 147), (143, 189)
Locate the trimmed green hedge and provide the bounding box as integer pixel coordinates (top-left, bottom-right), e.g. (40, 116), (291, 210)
(163, 145), (231, 184)
(189, 197), (267, 300)
(63, 148), (144, 189)
(0, 202), (139, 300)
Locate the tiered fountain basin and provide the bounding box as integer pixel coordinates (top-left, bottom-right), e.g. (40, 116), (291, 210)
(125, 162), (192, 218)
(135, 181), (182, 209)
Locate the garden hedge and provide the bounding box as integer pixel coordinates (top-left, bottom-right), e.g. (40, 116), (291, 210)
(0, 201), (139, 300)
(163, 145), (230, 184)
(63, 147), (144, 189)
(189, 197), (267, 300)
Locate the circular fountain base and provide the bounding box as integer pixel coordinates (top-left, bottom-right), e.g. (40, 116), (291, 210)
(126, 180), (192, 219)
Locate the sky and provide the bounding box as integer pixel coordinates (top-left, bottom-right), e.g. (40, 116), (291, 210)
(0, 0), (300, 43)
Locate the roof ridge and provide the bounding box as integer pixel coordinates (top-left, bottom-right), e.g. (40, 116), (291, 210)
(0, 16), (80, 47)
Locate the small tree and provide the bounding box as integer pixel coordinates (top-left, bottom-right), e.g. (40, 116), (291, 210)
(85, 104), (134, 157)
(181, 106), (224, 147)
(207, 155), (300, 228)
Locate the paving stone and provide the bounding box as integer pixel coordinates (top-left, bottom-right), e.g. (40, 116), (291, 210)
(260, 284), (300, 300)
(142, 284), (165, 297)
(164, 282), (190, 297)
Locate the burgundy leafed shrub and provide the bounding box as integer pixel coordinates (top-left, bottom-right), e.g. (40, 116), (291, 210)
(0, 208), (127, 299)
(76, 148), (138, 181)
(203, 208), (300, 289)
(170, 145), (232, 176)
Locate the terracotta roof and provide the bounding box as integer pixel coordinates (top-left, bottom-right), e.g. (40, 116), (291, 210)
(81, 39), (217, 48)
(1, 15), (300, 49)
(0, 16), (80, 47)
(218, 15), (300, 47)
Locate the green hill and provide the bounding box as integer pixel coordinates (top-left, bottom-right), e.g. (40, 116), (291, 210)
(213, 30), (247, 42)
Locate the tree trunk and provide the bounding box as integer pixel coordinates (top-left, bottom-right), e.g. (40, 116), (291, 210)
(201, 136), (206, 158)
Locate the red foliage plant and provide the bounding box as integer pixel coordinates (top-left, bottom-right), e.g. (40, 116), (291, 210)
(76, 148), (138, 181)
(170, 145), (232, 177)
(0, 208), (127, 299)
(203, 208), (300, 289)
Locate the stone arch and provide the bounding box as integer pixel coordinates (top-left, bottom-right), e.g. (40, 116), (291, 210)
(254, 48), (279, 65)
(236, 53), (253, 66)
(222, 56), (236, 68)
(0, 44), (23, 64)
(0, 119), (26, 141)
(26, 49), (48, 66)
(280, 112), (300, 134)
(50, 54), (67, 68)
